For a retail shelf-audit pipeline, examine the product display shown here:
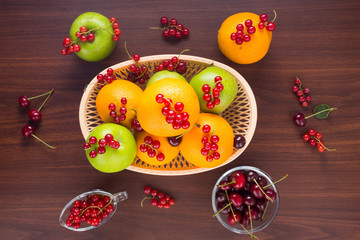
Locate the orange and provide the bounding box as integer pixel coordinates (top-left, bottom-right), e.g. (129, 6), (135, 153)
(179, 113), (234, 168)
(96, 80), (143, 129)
(135, 131), (179, 166)
(217, 12), (273, 64)
(137, 78), (200, 137)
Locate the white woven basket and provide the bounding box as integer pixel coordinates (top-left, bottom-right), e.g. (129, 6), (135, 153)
(79, 54), (257, 176)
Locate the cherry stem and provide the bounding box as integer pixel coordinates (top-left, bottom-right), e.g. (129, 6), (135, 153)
(124, 41), (133, 60)
(239, 222), (257, 239)
(174, 49), (190, 68)
(225, 190), (237, 224)
(305, 107), (336, 119)
(37, 88), (54, 112)
(253, 179), (273, 203)
(175, 123), (197, 139)
(260, 201), (269, 222)
(140, 196), (154, 207)
(216, 179), (236, 188)
(248, 206), (253, 235)
(263, 174), (288, 189)
(212, 202), (232, 217)
(28, 89), (53, 100)
(31, 134), (55, 149)
(271, 9), (277, 22)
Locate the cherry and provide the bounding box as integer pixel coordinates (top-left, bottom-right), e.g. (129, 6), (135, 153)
(229, 171), (246, 189)
(228, 192), (243, 208)
(293, 113), (306, 127)
(250, 184), (265, 199)
(22, 124), (55, 149)
(243, 194), (256, 207)
(217, 201), (231, 214)
(234, 135), (246, 149)
(28, 109), (42, 122)
(227, 211), (241, 225)
(175, 60), (187, 74)
(215, 190), (227, 203)
(168, 136), (182, 147)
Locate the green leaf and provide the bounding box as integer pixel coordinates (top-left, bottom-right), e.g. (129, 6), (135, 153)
(313, 104), (332, 119)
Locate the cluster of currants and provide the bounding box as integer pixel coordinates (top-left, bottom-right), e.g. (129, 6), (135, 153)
(156, 94), (191, 130)
(292, 77), (311, 108)
(84, 134), (120, 158)
(96, 68), (117, 87)
(141, 186), (175, 209)
(127, 54), (150, 85)
(154, 55), (187, 74)
(139, 136), (165, 161)
(201, 124), (221, 162)
(159, 17), (190, 39)
(302, 129), (335, 152)
(65, 194), (114, 229)
(108, 97), (127, 123)
(109, 17), (122, 41)
(18, 89), (55, 148)
(61, 37), (81, 55)
(202, 76), (224, 109)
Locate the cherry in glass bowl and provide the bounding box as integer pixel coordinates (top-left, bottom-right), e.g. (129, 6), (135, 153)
(59, 189), (128, 231)
(212, 166), (279, 235)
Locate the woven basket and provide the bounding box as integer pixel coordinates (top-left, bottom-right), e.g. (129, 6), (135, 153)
(79, 54), (257, 176)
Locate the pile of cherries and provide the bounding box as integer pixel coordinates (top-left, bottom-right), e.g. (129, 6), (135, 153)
(83, 134), (120, 158)
(292, 77), (311, 108)
(154, 55), (187, 74)
(230, 13), (275, 45)
(108, 97), (128, 123)
(139, 136), (165, 161)
(214, 169), (277, 229)
(302, 129), (335, 152)
(201, 124), (221, 162)
(18, 89), (55, 148)
(141, 186), (175, 209)
(65, 193), (114, 229)
(202, 76), (224, 109)
(96, 68), (117, 87)
(158, 17), (189, 39)
(156, 94), (191, 130)
(127, 54), (150, 85)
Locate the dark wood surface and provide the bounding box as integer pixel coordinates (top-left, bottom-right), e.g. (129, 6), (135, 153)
(1, 0), (360, 239)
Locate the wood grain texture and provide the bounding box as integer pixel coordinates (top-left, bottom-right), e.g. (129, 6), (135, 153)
(1, 0), (360, 239)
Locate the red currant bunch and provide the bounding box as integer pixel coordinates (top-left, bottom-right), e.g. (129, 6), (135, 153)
(230, 12), (276, 45)
(19, 89), (55, 149)
(108, 97), (128, 123)
(75, 26), (95, 43)
(65, 193), (114, 229)
(96, 68), (117, 88)
(61, 37), (81, 55)
(141, 186), (175, 209)
(125, 52), (150, 84)
(302, 129), (336, 152)
(83, 134), (120, 158)
(202, 76), (224, 109)
(131, 118), (143, 132)
(156, 17), (189, 39)
(156, 94), (190, 130)
(292, 77), (311, 108)
(110, 17), (121, 41)
(139, 136), (165, 161)
(154, 55), (187, 74)
(200, 125), (221, 162)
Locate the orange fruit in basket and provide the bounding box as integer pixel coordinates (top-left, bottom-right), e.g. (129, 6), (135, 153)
(96, 80), (143, 129)
(135, 131), (179, 166)
(137, 78), (200, 137)
(217, 12), (274, 64)
(179, 113), (234, 168)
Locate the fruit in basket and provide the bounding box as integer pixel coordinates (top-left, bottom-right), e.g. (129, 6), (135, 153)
(179, 113), (234, 168)
(190, 66), (237, 114)
(146, 70), (186, 87)
(64, 12), (120, 61)
(96, 80), (143, 129)
(135, 131), (179, 166)
(137, 78), (200, 137)
(217, 11), (276, 64)
(84, 123), (136, 173)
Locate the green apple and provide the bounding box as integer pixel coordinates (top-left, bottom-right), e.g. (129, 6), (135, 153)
(85, 123), (136, 173)
(69, 12), (116, 62)
(146, 70), (187, 87)
(190, 66), (238, 114)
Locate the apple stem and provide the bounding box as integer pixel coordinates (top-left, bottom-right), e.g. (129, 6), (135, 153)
(28, 89), (54, 100)
(212, 202), (232, 217)
(253, 179), (273, 203)
(31, 134), (56, 149)
(263, 174), (288, 189)
(37, 88), (54, 112)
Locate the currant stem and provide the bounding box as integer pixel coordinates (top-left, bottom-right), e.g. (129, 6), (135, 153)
(271, 9), (277, 22)
(140, 196), (153, 207)
(305, 107), (336, 119)
(263, 174), (288, 189)
(37, 88), (54, 111)
(212, 202), (232, 217)
(31, 134), (56, 149)
(28, 89), (53, 100)
(313, 137), (336, 151)
(253, 179), (273, 202)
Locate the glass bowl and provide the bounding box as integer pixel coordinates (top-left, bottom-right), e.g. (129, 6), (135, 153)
(59, 189), (128, 231)
(212, 166), (279, 234)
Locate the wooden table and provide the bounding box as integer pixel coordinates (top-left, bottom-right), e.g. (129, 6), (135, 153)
(1, 0), (359, 239)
